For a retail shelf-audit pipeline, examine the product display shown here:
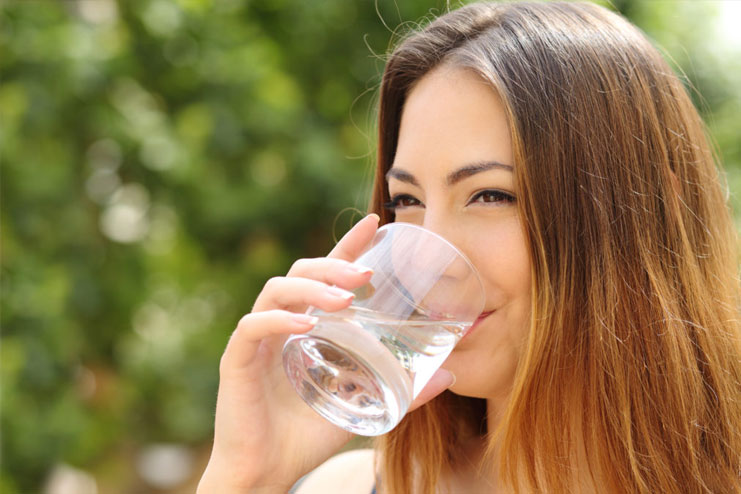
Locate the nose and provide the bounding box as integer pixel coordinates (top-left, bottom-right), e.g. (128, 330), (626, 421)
(398, 212), (484, 320)
(422, 214), (457, 248)
(415, 212), (474, 282)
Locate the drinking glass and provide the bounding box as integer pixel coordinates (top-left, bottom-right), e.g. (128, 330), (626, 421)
(282, 222), (485, 436)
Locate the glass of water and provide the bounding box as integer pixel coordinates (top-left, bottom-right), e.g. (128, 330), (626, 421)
(282, 222), (485, 436)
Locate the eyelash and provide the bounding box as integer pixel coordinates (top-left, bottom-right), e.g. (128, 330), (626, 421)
(383, 190), (516, 210)
(383, 194), (420, 210)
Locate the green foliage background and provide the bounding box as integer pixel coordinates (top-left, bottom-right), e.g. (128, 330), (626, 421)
(1, 0), (739, 492)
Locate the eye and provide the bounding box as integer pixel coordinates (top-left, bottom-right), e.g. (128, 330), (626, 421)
(383, 194), (424, 210)
(469, 189), (516, 205)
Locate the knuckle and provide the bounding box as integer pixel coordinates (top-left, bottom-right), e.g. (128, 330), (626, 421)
(265, 308), (288, 320)
(218, 351), (231, 375)
(235, 310), (288, 336)
(289, 258), (310, 274)
(263, 276), (285, 291)
(236, 313), (253, 330)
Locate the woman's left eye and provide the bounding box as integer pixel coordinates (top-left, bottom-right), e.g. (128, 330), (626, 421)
(469, 189), (516, 205)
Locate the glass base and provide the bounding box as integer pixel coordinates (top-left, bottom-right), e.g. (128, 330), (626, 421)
(282, 326), (412, 436)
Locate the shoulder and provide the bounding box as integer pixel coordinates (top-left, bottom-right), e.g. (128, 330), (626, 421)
(293, 448), (376, 494)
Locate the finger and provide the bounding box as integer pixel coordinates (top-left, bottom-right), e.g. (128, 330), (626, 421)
(327, 214), (380, 262)
(253, 277), (356, 313)
(408, 368), (455, 412)
(286, 258), (373, 290)
(220, 310), (318, 372)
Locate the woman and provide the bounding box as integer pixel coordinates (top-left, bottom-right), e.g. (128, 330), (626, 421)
(198, 2), (741, 493)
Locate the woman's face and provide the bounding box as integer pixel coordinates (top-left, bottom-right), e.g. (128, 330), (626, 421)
(387, 65), (531, 401)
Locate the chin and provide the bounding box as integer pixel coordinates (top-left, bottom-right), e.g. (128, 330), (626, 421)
(443, 353), (518, 401)
(443, 363), (493, 399)
(447, 385), (489, 400)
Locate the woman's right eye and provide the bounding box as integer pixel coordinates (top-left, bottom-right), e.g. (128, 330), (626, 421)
(383, 194), (423, 210)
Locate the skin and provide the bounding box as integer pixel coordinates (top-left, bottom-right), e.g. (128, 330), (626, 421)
(385, 64), (532, 491)
(389, 64), (531, 412)
(197, 219), (455, 494)
(198, 65), (532, 493)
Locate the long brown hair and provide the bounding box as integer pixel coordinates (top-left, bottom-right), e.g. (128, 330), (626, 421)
(370, 2), (741, 493)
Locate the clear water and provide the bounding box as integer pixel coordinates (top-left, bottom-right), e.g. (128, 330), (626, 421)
(282, 306), (467, 436)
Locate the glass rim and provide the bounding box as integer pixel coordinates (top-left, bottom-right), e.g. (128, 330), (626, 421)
(376, 221), (486, 312)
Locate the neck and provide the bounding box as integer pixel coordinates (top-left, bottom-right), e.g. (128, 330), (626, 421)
(486, 393), (510, 434)
(440, 396), (510, 493)
(480, 395), (599, 494)
(441, 434), (501, 494)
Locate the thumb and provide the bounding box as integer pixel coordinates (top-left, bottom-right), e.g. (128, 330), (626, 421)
(408, 368), (456, 411)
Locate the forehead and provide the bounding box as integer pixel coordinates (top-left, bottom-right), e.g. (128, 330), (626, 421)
(393, 65), (513, 177)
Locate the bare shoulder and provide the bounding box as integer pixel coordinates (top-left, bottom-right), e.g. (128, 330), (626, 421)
(294, 448), (376, 494)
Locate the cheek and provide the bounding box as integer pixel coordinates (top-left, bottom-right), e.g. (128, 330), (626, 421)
(498, 230), (531, 300)
(445, 219), (531, 397)
(468, 217), (531, 303)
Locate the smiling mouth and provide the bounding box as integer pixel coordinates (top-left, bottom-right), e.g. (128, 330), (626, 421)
(460, 310), (494, 341)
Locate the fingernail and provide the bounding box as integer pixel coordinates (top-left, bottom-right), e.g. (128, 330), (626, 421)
(347, 264), (373, 275)
(292, 314), (318, 326)
(368, 213), (380, 223)
(326, 286), (355, 300)
(441, 369), (456, 388)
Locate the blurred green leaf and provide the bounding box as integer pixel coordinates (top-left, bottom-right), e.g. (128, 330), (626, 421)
(1, 0), (738, 492)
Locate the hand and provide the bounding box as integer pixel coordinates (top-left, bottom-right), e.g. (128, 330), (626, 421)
(197, 214), (455, 494)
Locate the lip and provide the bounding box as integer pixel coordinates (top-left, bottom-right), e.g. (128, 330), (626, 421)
(461, 310), (494, 341)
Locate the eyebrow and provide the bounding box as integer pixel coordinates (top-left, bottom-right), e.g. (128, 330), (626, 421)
(385, 161), (513, 187)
